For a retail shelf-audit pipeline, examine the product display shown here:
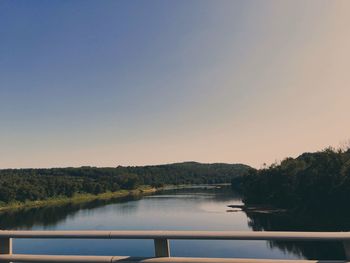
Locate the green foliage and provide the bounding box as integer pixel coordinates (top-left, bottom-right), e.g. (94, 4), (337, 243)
(238, 148), (350, 212)
(0, 162), (249, 205)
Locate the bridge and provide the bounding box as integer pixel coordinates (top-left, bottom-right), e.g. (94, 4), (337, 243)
(1, 230), (350, 263)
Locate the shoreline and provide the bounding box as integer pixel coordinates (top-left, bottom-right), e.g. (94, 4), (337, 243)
(0, 184), (227, 212)
(0, 185), (158, 212)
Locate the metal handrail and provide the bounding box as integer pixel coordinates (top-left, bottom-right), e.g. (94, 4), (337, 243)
(0, 254), (346, 263)
(1, 230), (350, 262)
(1, 230), (350, 240)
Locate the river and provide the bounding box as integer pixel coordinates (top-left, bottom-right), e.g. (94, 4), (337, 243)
(0, 186), (346, 260)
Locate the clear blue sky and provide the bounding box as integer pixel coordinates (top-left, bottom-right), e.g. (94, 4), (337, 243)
(1, 0), (350, 168)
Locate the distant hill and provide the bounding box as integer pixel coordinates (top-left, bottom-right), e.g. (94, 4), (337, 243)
(0, 162), (250, 205)
(120, 161), (250, 185)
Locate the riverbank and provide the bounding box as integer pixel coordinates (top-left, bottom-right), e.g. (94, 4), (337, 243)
(0, 185), (157, 212)
(0, 184), (228, 212)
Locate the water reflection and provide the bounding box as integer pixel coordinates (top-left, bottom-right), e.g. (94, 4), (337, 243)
(0, 195), (140, 229)
(244, 208), (350, 259)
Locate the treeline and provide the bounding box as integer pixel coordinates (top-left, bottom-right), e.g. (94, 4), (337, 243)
(235, 148), (350, 213)
(0, 162), (249, 205)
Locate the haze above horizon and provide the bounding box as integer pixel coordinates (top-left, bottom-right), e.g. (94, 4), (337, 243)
(1, 0), (350, 169)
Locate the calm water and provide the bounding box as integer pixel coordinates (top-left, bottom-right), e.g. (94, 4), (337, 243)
(0, 187), (347, 260)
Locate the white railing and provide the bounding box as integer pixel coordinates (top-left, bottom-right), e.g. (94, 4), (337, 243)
(0, 230), (349, 262)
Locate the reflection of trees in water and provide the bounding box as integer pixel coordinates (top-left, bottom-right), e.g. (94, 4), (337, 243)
(267, 240), (344, 260)
(245, 211), (350, 260)
(0, 195), (141, 230)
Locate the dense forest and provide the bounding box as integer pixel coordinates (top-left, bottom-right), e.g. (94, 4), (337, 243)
(234, 148), (350, 213)
(0, 162), (249, 205)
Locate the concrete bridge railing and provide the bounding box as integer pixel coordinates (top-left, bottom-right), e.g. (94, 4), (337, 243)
(1, 230), (350, 263)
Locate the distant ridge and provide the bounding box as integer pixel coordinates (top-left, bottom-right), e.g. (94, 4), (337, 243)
(120, 161), (251, 169)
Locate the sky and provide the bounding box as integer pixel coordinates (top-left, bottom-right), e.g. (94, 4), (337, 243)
(1, 0), (350, 169)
